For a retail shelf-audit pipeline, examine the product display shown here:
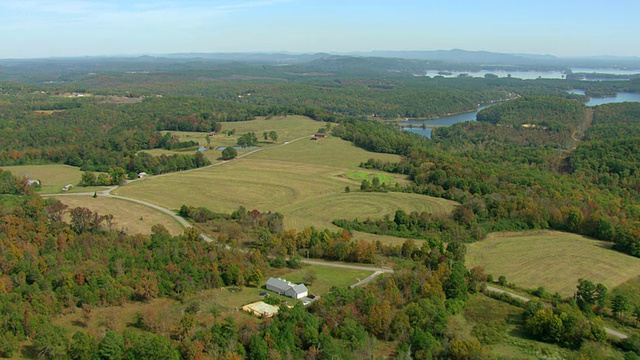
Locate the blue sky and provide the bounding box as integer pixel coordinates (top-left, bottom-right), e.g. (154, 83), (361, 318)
(1, 0), (639, 59)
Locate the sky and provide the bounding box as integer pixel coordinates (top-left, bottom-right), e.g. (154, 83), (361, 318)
(1, 0), (639, 59)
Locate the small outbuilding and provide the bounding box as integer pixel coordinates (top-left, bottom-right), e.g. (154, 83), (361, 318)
(137, 172), (148, 178)
(242, 301), (279, 318)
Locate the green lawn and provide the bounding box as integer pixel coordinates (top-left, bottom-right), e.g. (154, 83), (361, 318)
(276, 264), (374, 295)
(467, 230), (640, 296)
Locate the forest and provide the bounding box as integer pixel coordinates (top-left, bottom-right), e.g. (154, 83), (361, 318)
(0, 169), (481, 359)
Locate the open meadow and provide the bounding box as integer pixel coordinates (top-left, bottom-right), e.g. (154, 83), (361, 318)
(153, 115), (324, 162)
(115, 135), (456, 231)
(466, 230), (640, 296)
(52, 195), (184, 236)
(1, 164), (110, 194)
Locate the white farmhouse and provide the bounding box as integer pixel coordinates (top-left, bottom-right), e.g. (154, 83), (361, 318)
(266, 277), (308, 299)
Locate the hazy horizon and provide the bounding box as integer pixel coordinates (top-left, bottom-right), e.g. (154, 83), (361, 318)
(1, 0), (639, 59)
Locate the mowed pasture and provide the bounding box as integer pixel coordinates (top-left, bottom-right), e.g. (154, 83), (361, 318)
(1, 164), (108, 194)
(52, 195), (184, 236)
(115, 135), (456, 231)
(158, 115), (323, 162)
(466, 230), (640, 296)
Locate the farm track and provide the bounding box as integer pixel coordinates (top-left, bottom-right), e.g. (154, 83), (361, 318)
(485, 286), (629, 339)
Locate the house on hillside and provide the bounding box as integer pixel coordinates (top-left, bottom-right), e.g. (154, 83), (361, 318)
(311, 132), (327, 141)
(26, 179), (40, 187)
(137, 172), (148, 178)
(62, 184), (73, 191)
(266, 277), (308, 299)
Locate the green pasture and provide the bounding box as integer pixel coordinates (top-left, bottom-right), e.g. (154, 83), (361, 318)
(248, 136), (402, 169)
(467, 230), (640, 296)
(345, 171), (397, 185)
(159, 115), (324, 162)
(351, 231), (417, 247)
(1, 164), (109, 194)
(114, 137), (455, 230)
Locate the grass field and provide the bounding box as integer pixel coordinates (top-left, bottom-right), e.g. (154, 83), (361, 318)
(467, 230), (640, 296)
(345, 171), (397, 185)
(159, 116), (324, 162)
(458, 294), (580, 359)
(114, 136), (456, 230)
(52, 195), (184, 236)
(1, 164), (110, 194)
(351, 231), (417, 247)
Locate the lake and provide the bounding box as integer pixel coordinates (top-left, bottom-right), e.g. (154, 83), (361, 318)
(421, 70), (566, 80)
(571, 68), (640, 76)
(418, 68), (640, 81)
(568, 90), (640, 106)
(404, 92), (640, 138)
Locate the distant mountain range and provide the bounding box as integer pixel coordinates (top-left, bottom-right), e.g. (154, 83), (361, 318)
(158, 49), (640, 69)
(2, 49), (640, 80)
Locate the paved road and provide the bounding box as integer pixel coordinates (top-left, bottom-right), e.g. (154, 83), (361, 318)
(484, 285), (629, 340)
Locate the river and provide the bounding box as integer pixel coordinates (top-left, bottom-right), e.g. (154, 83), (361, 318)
(403, 92), (640, 138)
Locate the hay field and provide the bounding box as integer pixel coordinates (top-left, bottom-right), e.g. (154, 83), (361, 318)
(158, 115), (323, 162)
(115, 137), (455, 230)
(467, 230), (640, 296)
(52, 195), (184, 236)
(0, 164), (101, 194)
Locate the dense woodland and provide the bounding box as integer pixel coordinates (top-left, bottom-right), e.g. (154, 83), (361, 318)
(2, 61), (640, 358)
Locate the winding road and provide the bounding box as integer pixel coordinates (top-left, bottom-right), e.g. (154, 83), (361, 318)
(45, 133), (393, 286)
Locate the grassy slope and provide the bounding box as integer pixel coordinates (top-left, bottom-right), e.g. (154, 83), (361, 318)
(115, 136), (456, 231)
(155, 115), (323, 162)
(459, 294), (580, 359)
(467, 230), (640, 296)
(52, 195), (184, 236)
(1, 164), (109, 194)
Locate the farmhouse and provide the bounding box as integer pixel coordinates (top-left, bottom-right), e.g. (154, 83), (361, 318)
(311, 132), (327, 141)
(266, 277), (308, 299)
